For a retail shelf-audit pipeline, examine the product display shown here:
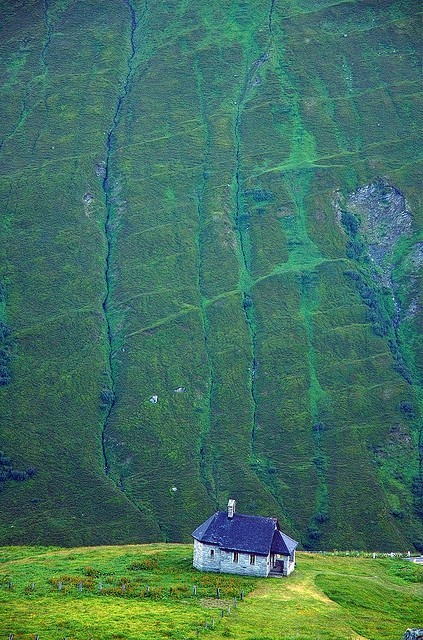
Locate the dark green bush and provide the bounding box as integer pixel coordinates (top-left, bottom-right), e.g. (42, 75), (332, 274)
(307, 526), (322, 541)
(0, 453), (11, 466)
(244, 188), (274, 202)
(0, 322), (10, 340)
(399, 402), (415, 418)
(413, 539), (423, 553)
(243, 294), (253, 309)
(346, 240), (364, 259)
(341, 211), (359, 236)
(315, 512), (330, 524)
(411, 475), (423, 498)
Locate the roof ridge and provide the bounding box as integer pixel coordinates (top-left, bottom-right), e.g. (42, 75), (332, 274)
(216, 510), (276, 521)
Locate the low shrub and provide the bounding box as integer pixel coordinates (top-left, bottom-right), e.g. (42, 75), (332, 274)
(169, 584), (190, 598)
(128, 557), (158, 571)
(83, 566), (100, 577)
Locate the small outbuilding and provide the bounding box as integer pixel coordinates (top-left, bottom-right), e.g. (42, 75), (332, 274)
(192, 499), (298, 577)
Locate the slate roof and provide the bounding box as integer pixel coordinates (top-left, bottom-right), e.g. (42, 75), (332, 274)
(192, 511), (298, 556)
(271, 529), (298, 555)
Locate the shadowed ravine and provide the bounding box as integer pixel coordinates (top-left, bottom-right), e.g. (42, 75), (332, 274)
(100, 0), (139, 477)
(41, 0), (52, 68)
(195, 61), (217, 504)
(234, 91), (258, 451)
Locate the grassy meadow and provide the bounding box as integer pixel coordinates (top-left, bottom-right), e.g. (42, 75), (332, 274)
(1, 544), (422, 640)
(0, 0), (421, 550)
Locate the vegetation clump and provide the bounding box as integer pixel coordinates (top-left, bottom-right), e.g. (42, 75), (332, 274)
(399, 402), (415, 418)
(344, 270), (392, 337)
(243, 188), (274, 202)
(0, 321), (11, 387)
(128, 557), (158, 571)
(0, 451), (36, 488)
(388, 339), (413, 384)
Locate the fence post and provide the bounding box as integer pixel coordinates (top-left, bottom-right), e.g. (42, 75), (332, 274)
(233, 596), (237, 608)
(193, 584), (197, 596)
(216, 587), (220, 599)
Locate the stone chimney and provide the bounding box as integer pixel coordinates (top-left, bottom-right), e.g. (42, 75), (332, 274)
(227, 499), (236, 518)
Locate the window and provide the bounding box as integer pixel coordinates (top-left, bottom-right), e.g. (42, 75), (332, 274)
(249, 554), (256, 565)
(233, 551), (239, 563)
(210, 549), (214, 558)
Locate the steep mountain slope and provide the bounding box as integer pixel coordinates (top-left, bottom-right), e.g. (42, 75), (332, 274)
(0, 0), (421, 549)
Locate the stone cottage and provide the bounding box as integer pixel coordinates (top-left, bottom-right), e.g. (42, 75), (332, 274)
(192, 499), (298, 577)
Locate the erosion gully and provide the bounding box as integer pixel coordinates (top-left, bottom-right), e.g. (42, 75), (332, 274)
(194, 60), (217, 504)
(100, 0), (138, 476)
(233, 0), (276, 453)
(41, 0), (52, 67)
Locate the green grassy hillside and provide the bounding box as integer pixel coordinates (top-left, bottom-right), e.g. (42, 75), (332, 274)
(1, 544), (422, 640)
(0, 0), (421, 549)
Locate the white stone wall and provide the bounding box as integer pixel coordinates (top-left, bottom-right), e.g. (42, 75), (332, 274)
(193, 539), (221, 572)
(193, 541), (270, 576)
(220, 549), (270, 577)
(192, 538), (300, 578)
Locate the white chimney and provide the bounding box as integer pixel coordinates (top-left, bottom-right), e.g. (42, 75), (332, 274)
(227, 499), (236, 518)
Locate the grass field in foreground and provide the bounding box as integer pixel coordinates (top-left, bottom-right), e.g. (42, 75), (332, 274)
(0, 544), (422, 640)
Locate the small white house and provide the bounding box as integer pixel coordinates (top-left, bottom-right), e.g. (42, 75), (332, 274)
(192, 499), (298, 577)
